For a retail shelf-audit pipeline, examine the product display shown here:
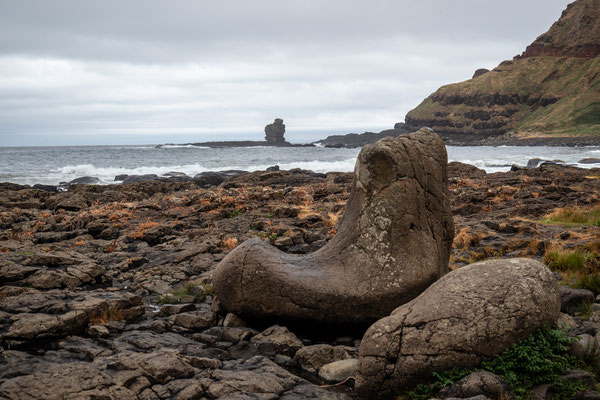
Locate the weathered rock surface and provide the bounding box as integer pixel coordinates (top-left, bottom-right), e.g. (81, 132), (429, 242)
(0, 288), (144, 346)
(318, 359), (358, 383)
(265, 118), (287, 143)
(356, 258), (560, 399)
(213, 129), (454, 323)
(438, 371), (513, 400)
(293, 344), (351, 374)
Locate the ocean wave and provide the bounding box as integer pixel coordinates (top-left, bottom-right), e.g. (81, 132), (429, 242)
(11, 157), (358, 186)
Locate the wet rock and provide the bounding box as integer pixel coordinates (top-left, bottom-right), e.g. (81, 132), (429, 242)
(122, 174), (160, 184)
(172, 309), (216, 330)
(579, 158), (600, 164)
(223, 312), (247, 327)
(357, 258), (560, 399)
(0, 361), (136, 400)
(193, 171), (230, 187)
(293, 344), (351, 374)
(46, 193), (89, 211)
(250, 325), (304, 357)
(214, 129), (454, 324)
(1, 289), (144, 346)
(68, 176), (103, 185)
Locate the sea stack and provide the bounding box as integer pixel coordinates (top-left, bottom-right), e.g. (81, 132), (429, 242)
(264, 118), (286, 143)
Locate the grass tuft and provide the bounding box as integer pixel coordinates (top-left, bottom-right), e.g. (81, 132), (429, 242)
(542, 204), (600, 227)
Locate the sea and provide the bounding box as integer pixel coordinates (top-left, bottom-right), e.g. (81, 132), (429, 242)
(1, 144), (600, 187)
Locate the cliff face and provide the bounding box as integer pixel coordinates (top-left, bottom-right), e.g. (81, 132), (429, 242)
(405, 0), (600, 140)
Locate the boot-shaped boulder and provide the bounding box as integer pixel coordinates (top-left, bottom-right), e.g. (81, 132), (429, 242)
(213, 128), (454, 324)
(356, 258), (561, 399)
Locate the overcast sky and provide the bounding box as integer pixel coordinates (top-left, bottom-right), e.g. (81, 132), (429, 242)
(0, 0), (572, 146)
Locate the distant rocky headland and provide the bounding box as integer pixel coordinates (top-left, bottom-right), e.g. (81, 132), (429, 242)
(157, 119), (313, 148)
(404, 0), (600, 144)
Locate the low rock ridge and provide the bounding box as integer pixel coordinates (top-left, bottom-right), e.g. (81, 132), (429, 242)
(156, 118), (314, 148)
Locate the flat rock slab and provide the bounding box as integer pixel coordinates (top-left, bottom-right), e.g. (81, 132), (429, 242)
(0, 287), (144, 346)
(356, 258), (560, 399)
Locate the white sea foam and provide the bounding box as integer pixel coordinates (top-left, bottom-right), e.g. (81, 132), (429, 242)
(161, 144), (209, 149)
(21, 157), (358, 186)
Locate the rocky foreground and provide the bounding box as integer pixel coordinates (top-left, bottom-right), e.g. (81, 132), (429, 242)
(1, 160), (600, 399)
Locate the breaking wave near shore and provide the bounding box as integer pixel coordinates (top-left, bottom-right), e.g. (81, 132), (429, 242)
(1, 144), (600, 186)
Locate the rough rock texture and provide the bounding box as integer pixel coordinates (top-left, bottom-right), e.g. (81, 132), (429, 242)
(313, 123), (414, 148)
(356, 258), (560, 399)
(293, 344), (351, 374)
(438, 371), (513, 400)
(265, 118), (286, 143)
(405, 0), (600, 141)
(213, 129), (454, 323)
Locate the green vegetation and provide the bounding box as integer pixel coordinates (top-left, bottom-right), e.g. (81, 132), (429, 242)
(543, 246), (600, 295)
(405, 49), (600, 137)
(542, 204), (600, 227)
(407, 368), (471, 400)
(156, 281), (214, 304)
(576, 273), (600, 296)
(577, 300), (595, 319)
(408, 326), (587, 400)
(228, 208), (246, 218)
(544, 249), (589, 272)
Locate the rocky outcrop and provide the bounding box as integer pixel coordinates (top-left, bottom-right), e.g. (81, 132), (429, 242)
(313, 123), (414, 148)
(213, 128), (454, 324)
(356, 258), (561, 399)
(405, 0), (600, 141)
(264, 118), (286, 143)
(516, 0), (600, 59)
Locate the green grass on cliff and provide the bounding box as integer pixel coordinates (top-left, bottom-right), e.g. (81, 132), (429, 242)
(406, 56), (600, 137)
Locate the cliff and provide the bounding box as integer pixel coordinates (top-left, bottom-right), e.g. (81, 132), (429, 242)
(405, 0), (600, 141)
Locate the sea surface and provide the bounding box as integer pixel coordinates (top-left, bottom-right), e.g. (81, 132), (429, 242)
(1, 144), (600, 186)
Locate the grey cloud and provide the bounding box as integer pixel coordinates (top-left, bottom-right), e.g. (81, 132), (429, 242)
(0, 0), (573, 145)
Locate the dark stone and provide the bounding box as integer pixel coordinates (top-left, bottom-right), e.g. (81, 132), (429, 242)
(265, 118), (286, 143)
(69, 176), (102, 185)
(114, 174), (128, 181)
(560, 286), (595, 314)
(32, 184), (58, 192)
(579, 158), (600, 164)
(473, 68), (490, 78)
(122, 174), (161, 184)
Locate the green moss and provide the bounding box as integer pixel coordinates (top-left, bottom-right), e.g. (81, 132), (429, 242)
(407, 326), (582, 400)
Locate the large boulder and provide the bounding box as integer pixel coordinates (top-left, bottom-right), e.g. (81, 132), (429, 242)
(356, 258), (561, 399)
(213, 128), (454, 324)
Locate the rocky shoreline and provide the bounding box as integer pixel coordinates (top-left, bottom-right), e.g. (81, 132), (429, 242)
(2, 150), (600, 398)
(316, 123), (600, 148)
